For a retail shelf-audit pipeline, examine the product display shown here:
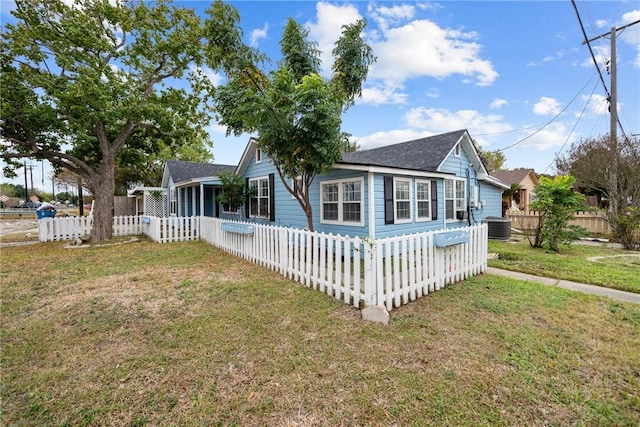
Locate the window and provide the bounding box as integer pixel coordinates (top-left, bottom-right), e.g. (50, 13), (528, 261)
(249, 177), (269, 218)
(445, 178), (466, 220)
(320, 178), (363, 225)
(415, 180), (431, 221)
(256, 148), (262, 163)
(290, 176), (305, 199)
(454, 143), (461, 157)
(394, 178), (411, 223)
(221, 192), (235, 214)
(170, 187), (177, 215)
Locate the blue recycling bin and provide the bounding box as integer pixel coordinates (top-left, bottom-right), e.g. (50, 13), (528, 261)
(36, 203), (57, 219)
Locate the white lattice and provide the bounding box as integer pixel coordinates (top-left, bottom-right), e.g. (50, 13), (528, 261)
(143, 192), (167, 217)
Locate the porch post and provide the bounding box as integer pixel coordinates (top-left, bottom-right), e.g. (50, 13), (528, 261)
(200, 183), (204, 217)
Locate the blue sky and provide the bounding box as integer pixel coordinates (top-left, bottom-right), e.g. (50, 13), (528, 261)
(2, 0), (639, 192)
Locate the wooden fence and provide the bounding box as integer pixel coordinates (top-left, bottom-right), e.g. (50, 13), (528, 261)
(506, 210), (611, 236)
(37, 215), (488, 311)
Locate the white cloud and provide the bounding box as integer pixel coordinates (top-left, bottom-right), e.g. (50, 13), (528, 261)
(352, 129), (434, 151)
(368, 19), (498, 86)
(579, 45), (610, 68)
(403, 106), (511, 135)
(512, 123), (572, 150)
(582, 93), (609, 116)
(595, 19), (608, 28)
(305, 2), (497, 86)
(533, 97), (561, 116)
(425, 87), (440, 99)
(250, 23), (269, 48)
(368, 3), (415, 32)
(359, 81), (407, 105)
(490, 98), (508, 109)
(542, 50), (566, 63)
(190, 65), (224, 87)
(306, 2), (363, 76)
(619, 10), (640, 68)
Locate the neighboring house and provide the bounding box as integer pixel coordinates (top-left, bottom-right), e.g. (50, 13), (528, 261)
(232, 129), (508, 239)
(491, 168), (539, 214)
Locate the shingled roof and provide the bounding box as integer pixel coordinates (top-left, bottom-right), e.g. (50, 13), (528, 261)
(165, 160), (236, 184)
(340, 129), (467, 172)
(491, 168), (537, 186)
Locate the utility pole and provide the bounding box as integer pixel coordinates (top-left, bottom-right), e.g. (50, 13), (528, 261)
(583, 19), (639, 214)
(23, 161), (28, 201)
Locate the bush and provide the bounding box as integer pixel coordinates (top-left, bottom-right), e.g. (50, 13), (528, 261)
(609, 207), (640, 250)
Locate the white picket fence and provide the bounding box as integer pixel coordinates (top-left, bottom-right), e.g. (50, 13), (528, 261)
(195, 217), (487, 310)
(37, 215), (487, 311)
(38, 215), (142, 242)
(142, 216), (200, 243)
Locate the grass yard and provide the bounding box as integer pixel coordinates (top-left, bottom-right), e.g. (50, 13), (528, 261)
(488, 238), (640, 294)
(1, 238), (639, 426)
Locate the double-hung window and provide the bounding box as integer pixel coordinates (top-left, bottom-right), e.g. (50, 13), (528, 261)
(249, 177), (269, 218)
(321, 178), (363, 225)
(415, 179), (431, 221)
(394, 178), (411, 223)
(170, 187), (177, 215)
(445, 178), (466, 220)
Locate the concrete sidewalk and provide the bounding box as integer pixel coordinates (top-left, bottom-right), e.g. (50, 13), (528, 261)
(487, 267), (640, 304)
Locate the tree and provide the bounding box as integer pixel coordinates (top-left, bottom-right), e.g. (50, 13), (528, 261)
(556, 134), (640, 249)
(1, 0), (214, 242)
(204, 1), (375, 231)
(474, 142), (506, 172)
(528, 175), (588, 251)
(556, 134), (640, 209)
(215, 171), (254, 221)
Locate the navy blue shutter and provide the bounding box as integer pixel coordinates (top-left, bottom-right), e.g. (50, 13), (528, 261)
(384, 176), (394, 224)
(245, 178), (250, 218)
(269, 173), (275, 222)
(431, 181), (438, 220)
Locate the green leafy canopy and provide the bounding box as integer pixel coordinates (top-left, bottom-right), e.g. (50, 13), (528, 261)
(204, 2), (375, 231)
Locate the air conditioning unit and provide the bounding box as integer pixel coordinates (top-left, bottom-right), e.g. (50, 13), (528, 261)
(456, 210), (467, 220)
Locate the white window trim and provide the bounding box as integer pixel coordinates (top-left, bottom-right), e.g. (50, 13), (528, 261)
(170, 187), (177, 215)
(290, 176), (305, 200)
(256, 148), (262, 164)
(415, 179), (431, 222)
(320, 177), (365, 227)
(393, 177), (412, 224)
(454, 143), (461, 157)
(248, 176), (269, 218)
(445, 178), (466, 222)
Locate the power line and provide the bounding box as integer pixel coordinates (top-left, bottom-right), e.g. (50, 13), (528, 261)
(495, 71), (598, 152)
(540, 78), (601, 174)
(573, 0), (637, 143)
(571, 0), (611, 102)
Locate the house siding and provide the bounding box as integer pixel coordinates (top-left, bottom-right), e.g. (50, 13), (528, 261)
(237, 140), (503, 239)
(161, 131), (504, 237)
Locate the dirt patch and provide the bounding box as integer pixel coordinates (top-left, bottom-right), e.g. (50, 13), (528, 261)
(31, 266), (226, 321)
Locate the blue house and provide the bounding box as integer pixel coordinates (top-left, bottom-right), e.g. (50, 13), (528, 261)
(160, 160), (236, 218)
(158, 129), (507, 239)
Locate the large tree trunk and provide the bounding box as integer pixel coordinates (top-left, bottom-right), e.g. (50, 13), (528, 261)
(90, 156), (116, 243)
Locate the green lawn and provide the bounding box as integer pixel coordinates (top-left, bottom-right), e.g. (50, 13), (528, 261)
(488, 238), (640, 294)
(2, 238), (639, 425)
